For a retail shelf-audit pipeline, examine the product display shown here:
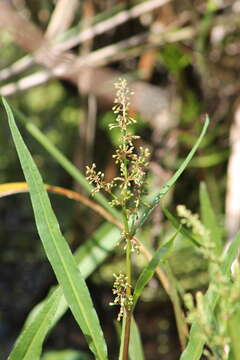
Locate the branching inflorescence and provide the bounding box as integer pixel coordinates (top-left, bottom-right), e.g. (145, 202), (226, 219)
(86, 78), (149, 215)
(86, 78), (150, 327)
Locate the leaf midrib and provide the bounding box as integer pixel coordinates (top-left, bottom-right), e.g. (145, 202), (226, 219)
(26, 154), (105, 360)
(5, 100), (106, 360)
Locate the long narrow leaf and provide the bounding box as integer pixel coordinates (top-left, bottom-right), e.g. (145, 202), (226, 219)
(3, 98), (108, 360)
(133, 231), (177, 308)
(199, 182), (223, 255)
(162, 207), (201, 247)
(228, 310), (240, 360)
(133, 116), (209, 233)
(41, 349), (90, 360)
(8, 223), (120, 360)
(9, 288), (63, 360)
(129, 317), (145, 360)
(118, 315), (145, 360)
(180, 231), (240, 360)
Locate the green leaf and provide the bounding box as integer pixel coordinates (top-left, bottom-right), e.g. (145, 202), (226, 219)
(228, 310), (240, 360)
(180, 231), (240, 360)
(199, 182), (223, 255)
(129, 317), (145, 360)
(162, 207), (201, 247)
(8, 223), (120, 360)
(8, 288), (62, 360)
(133, 231), (177, 308)
(41, 349), (90, 360)
(3, 97), (108, 360)
(118, 316), (145, 360)
(133, 116), (209, 233)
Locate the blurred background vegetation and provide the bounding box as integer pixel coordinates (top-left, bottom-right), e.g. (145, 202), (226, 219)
(0, 0), (239, 359)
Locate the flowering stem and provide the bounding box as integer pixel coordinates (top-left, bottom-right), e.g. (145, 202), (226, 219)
(122, 212), (132, 360)
(122, 310), (132, 360)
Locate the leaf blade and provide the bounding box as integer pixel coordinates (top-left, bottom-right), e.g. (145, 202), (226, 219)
(8, 223), (120, 360)
(180, 231), (240, 360)
(199, 182), (223, 255)
(3, 97), (108, 360)
(129, 317), (145, 360)
(133, 231), (177, 308)
(134, 116), (209, 233)
(162, 207), (201, 247)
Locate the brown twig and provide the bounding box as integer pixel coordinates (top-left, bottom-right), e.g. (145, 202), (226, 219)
(0, 181), (170, 293)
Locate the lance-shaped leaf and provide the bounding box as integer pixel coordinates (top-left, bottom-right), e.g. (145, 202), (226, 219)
(132, 116), (209, 234)
(133, 231), (177, 308)
(162, 207), (201, 247)
(3, 97), (108, 360)
(199, 182), (223, 255)
(180, 231), (240, 360)
(8, 223), (120, 360)
(129, 316), (145, 360)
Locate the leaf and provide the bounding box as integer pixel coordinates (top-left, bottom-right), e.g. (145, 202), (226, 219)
(41, 349), (90, 360)
(118, 316), (145, 360)
(9, 288), (63, 360)
(180, 231), (240, 360)
(133, 116), (209, 234)
(199, 182), (223, 255)
(8, 223), (120, 360)
(133, 231), (177, 308)
(228, 310), (240, 360)
(162, 207), (201, 247)
(129, 317), (145, 360)
(3, 97), (108, 360)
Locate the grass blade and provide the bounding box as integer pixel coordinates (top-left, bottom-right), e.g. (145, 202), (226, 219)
(162, 207), (201, 247)
(129, 317), (145, 360)
(41, 349), (90, 360)
(3, 97), (108, 360)
(133, 116), (209, 233)
(133, 231), (177, 308)
(199, 182), (223, 255)
(118, 316), (145, 360)
(228, 310), (240, 360)
(180, 231), (240, 360)
(8, 223), (120, 360)
(8, 289), (63, 360)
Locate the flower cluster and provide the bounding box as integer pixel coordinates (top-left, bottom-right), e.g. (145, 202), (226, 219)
(86, 78), (150, 321)
(109, 78), (136, 131)
(184, 263), (240, 359)
(86, 78), (150, 215)
(177, 205), (209, 239)
(86, 163), (114, 194)
(109, 273), (133, 321)
(176, 204), (218, 261)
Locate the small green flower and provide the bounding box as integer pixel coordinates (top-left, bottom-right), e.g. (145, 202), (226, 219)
(86, 78), (150, 216)
(109, 273), (133, 321)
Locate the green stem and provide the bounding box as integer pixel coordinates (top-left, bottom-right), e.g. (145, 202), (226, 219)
(122, 310), (132, 360)
(121, 96), (133, 359)
(121, 212), (132, 360)
(126, 237), (132, 287)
